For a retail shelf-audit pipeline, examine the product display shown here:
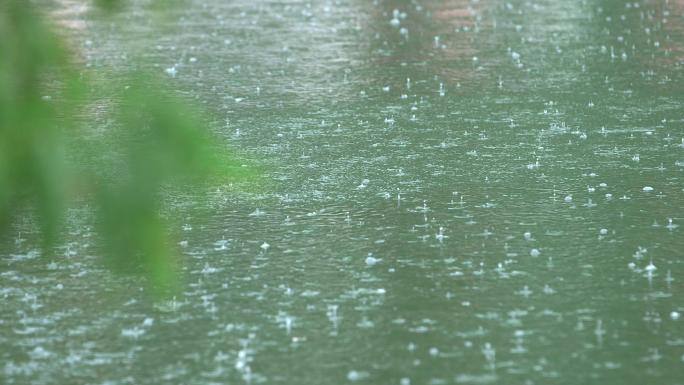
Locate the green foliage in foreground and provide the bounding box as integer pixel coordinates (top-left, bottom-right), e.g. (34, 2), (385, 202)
(0, 0), (257, 293)
(0, 0), (80, 247)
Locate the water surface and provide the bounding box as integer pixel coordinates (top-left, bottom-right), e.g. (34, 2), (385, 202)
(2, 0), (684, 384)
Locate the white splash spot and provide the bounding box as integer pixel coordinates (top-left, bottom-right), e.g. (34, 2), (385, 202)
(347, 370), (369, 381)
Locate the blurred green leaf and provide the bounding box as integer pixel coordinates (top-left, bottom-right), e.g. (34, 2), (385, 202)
(112, 75), (251, 184)
(91, 74), (257, 293)
(0, 0), (82, 248)
(1, 0), (261, 295)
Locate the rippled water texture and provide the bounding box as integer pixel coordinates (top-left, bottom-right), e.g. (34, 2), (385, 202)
(3, 0), (684, 384)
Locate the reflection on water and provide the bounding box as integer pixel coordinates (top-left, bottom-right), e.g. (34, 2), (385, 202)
(3, 0), (684, 384)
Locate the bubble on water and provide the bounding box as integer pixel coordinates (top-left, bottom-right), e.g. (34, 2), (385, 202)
(121, 327), (144, 338)
(164, 65), (177, 77)
(365, 253), (380, 266)
(347, 370), (369, 381)
(29, 346), (52, 359)
(666, 218), (678, 231)
(436, 227), (448, 242)
(201, 263), (220, 274)
(517, 286), (533, 297)
(249, 208), (265, 217)
(530, 249), (540, 257)
(214, 238), (229, 251)
(595, 319), (605, 346)
(482, 343), (496, 369)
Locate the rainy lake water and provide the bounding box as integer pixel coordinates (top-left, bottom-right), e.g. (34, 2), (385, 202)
(3, 0), (684, 384)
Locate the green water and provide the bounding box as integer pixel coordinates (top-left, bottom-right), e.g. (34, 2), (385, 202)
(2, 0), (684, 384)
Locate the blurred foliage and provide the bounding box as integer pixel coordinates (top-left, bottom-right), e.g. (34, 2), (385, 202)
(0, 0), (82, 247)
(92, 75), (256, 290)
(0, 0), (258, 294)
